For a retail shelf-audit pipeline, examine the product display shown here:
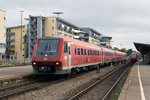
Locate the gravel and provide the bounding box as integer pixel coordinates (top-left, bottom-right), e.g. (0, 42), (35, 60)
(8, 65), (118, 100)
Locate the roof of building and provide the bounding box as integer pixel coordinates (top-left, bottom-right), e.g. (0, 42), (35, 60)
(81, 27), (102, 35)
(0, 9), (6, 12)
(134, 42), (150, 55)
(56, 17), (80, 29)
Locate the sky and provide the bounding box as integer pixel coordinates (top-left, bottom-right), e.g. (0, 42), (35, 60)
(1, 0), (150, 50)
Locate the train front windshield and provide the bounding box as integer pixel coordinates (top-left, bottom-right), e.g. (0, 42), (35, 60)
(37, 39), (60, 57)
(132, 54), (136, 58)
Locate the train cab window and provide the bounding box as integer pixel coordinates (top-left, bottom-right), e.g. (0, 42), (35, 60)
(78, 48), (80, 55)
(84, 49), (86, 55)
(88, 49), (90, 55)
(74, 47), (76, 55)
(81, 48), (83, 55)
(64, 42), (68, 53)
(98, 51), (99, 56)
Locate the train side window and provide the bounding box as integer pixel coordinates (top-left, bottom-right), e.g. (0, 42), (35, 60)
(92, 50), (94, 56)
(84, 49), (86, 55)
(90, 50), (92, 55)
(81, 48), (83, 55)
(98, 51), (99, 56)
(88, 49), (90, 55)
(78, 48), (80, 55)
(64, 42), (68, 53)
(74, 47), (76, 55)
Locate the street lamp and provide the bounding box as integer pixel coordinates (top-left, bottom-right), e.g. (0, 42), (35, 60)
(20, 11), (24, 51)
(20, 11), (24, 61)
(119, 43), (122, 49)
(53, 12), (63, 17)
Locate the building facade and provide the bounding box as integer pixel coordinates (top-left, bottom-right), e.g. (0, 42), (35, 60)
(6, 25), (27, 61)
(81, 28), (102, 45)
(6, 16), (111, 61)
(100, 36), (112, 47)
(0, 10), (6, 60)
(28, 16), (81, 59)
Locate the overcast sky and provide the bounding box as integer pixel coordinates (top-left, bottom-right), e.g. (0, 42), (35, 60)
(1, 0), (150, 50)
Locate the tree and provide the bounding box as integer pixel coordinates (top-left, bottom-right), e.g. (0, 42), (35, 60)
(120, 48), (127, 53)
(126, 49), (133, 56)
(113, 47), (120, 51)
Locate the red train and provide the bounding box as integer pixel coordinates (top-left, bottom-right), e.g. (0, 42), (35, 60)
(130, 52), (139, 62)
(32, 37), (126, 75)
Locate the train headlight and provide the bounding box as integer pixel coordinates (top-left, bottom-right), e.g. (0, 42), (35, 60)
(56, 62), (59, 65)
(45, 54), (48, 57)
(33, 62), (36, 65)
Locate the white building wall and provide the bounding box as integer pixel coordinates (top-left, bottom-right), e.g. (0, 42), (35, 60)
(0, 10), (6, 60)
(0, 10), (6, 44)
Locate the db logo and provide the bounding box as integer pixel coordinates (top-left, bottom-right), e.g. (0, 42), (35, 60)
(44, 58), (48, 61)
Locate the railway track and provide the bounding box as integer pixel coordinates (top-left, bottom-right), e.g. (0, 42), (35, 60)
(0, 68), (96, 99)
(68, 62), (133, 100)
(0, 75), (65, 100)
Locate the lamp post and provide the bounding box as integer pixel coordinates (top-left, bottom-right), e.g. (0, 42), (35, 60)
(53, 12), (63, 17)
(53, 12), (63, 36)
(20, 11), (24, 51)
(20, 11), (24, 61)
(119, 43), (122, 49)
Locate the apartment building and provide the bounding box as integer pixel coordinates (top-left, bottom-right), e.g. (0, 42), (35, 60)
(28, 16), (81, 59)
(6, 15), (111, 61)
(80, 28), (102, 45)
(0, 10), (6, 60)
(6, 25), (27, 61)
(100, 36), (112, 47)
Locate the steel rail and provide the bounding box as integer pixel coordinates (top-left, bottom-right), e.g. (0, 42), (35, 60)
(68, 63), (130, 100)
(0, 76), (63, 99)
(102, 66), (129, 100)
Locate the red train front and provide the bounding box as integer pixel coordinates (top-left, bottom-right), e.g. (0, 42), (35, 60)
(130, 52), (138, 62)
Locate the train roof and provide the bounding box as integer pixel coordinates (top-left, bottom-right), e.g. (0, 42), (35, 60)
(38, 36), (126, 54)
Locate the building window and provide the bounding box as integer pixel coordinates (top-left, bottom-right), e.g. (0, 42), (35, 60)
(52, 26), (54, 30)
(52, 20), (54, 24)
(64, 34), (68, 37)
(4, 17), (6, 20)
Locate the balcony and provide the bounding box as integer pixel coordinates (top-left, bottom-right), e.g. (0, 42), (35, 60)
(6, 39), (15, 42)
(6, 50), (15, 54)
(6, 32), (15, 36)
(6, 45), (15, 48)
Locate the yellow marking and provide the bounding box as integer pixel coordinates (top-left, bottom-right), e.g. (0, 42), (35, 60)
(73, 43), (86, 47)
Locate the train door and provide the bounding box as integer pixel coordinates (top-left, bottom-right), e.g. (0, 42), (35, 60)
(68, 42), (71, 67)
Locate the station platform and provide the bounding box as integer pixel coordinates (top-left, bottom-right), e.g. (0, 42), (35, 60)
(0, 65), (33, 80)
(119, 61), (150, 100)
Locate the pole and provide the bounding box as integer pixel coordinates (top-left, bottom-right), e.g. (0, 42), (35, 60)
(20, 11), (24, 61)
